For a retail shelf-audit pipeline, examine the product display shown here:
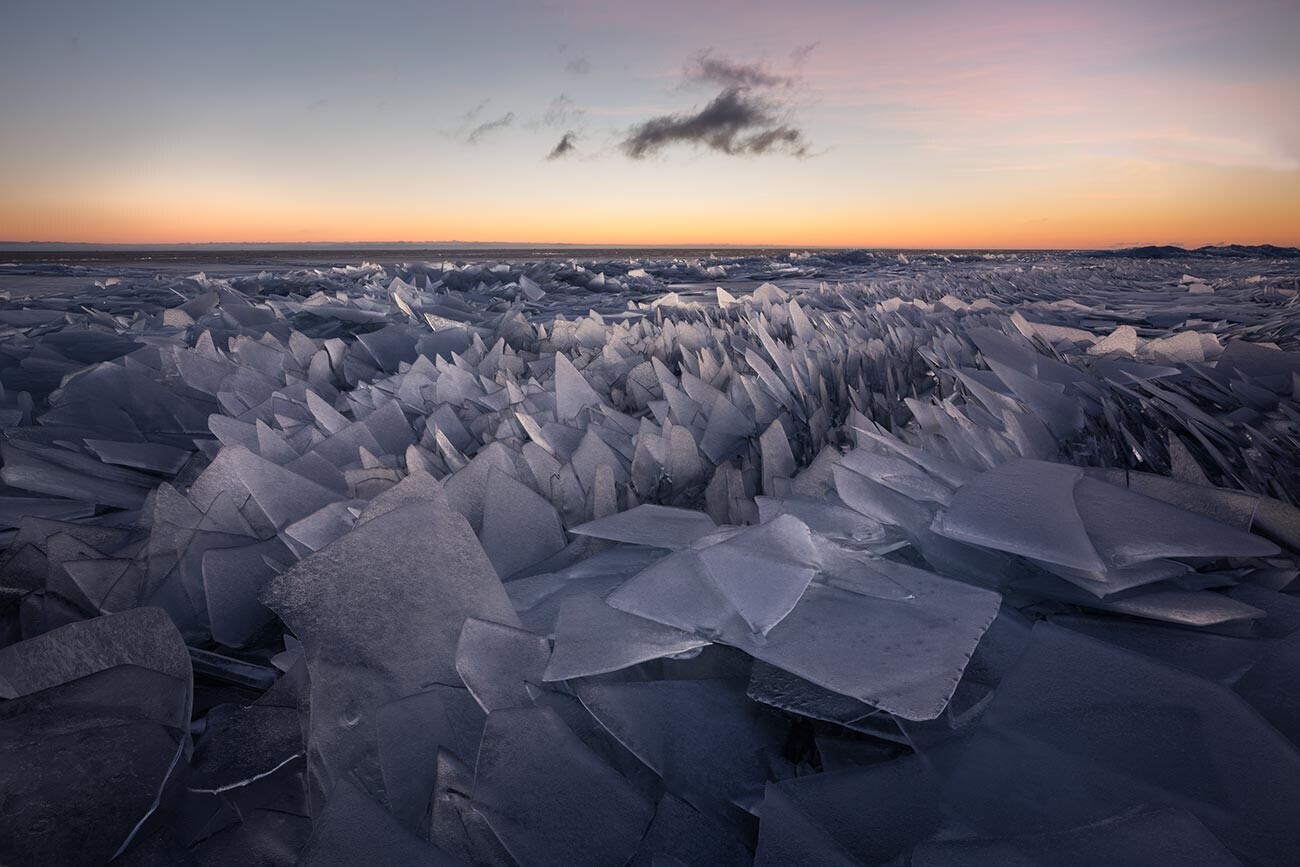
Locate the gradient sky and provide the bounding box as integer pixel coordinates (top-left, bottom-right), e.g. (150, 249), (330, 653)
(3, 0), (1298, 248)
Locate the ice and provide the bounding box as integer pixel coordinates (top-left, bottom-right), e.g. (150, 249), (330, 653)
(189, 694), (303, 796)
(571, 503), (718, 549)
(1, 441), (153, 507)
(225, 445), (345, 531)
(0, 607), (191, 705)
(759, 418), (797, 494)
(910, 808), (1241, 867)
(83, 439), (193, 474)
(454, 617), (550, 712)
(632, 792), (751, 867)
(374, 685), (485, 833)
(923, 623), (1300, 865)
(471, 706), (654, 867)
(544, 592), (708, 681)
(554, 352), (606, 421)
(1093, 589), (1266, 627)
(757, 755), (942, 865)
(427, 747), (515, 863)
(933, 459), (1279, 595)
(693, 514), (820, 636)
(262, 499), (518, 804)
(754, 785), (866, 867)
(479, 466), (566, 578)
(577, 677), (796, 814)
(2, 247), (1299, 863)
(0, 666), (191, 866)
(728, 568), (1001, 720)
(1072, 475), (1278, 564)
(295, 780), (458, 866)
(441, 441), (519, 531)
(1087, 324), (1140, 357)
(1235, 630), (1300, 746)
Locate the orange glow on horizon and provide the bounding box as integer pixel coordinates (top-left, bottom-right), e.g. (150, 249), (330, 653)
(5, 167), (1298, 251)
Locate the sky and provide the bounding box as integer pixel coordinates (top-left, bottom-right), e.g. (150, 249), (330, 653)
(2, 0), (1298, 248)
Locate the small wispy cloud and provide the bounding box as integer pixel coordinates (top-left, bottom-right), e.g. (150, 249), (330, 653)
(522, 94), (587, 136)
(975, 163), (1059, 173)
(466, 112), (515, 144)
(1133, 132), (1298, 173)
(543, 94), (584, 128)
(790, 42), (818, 66)
(685, 51), (794, 89)
(547, 131), (578, 160)
(565, 56), (591, 75)
(460, 99), (491, 123)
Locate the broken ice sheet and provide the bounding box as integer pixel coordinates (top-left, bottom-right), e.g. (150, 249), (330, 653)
(472, 706), (654, 867)
(479, 466), (567, 578)
(730, 572), (1000, 721)
(507, 543), (668, 634)
(603, 515), (820, 641)
(374, 685), (486, 835)
(632, 792), (751, 867)
(454, 617), (550, 712)
(201, 538), (291, 648)
(933, 459), (1280, 595)
(692, 514), (821, 636)
(262, 498), (519, 805)
(571, 503), (719, 549)
(608, 519), (1000, 720)
(189, 700), (303, 796)
(578, 677), (797, 816)
(927, 622), (1300, 866)
(427, 747), (516, 865)
(0, 606), (191, 708)
(755, 494), (887, 547)
(746, 660), (877, 730)
(757, 754), (944, 866)
(0, 665), (190, 866)
(909, 808), (1241, 867)
(295, 779), (459, 866)
(932, 459), (1105, 572)
(544, 592), (708, 681)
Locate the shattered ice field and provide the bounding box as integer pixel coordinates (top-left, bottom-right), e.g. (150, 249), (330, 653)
(1, 247), (1299, 866)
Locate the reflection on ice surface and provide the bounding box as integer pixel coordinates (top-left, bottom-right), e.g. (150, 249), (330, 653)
(0, 247), (1299, 864)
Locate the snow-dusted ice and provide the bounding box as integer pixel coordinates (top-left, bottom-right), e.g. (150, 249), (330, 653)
(0, 247), (1299, 864)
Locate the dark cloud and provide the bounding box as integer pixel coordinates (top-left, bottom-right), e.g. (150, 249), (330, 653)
(685, 52), (793, 89)
(466, 112), (515, 143)
(620, 87), (809, 159)
(547, 131), (578, 160)
(565, 56), (591, 75)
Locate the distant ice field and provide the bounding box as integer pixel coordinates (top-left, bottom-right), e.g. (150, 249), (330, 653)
(1, 246), (1300, 865)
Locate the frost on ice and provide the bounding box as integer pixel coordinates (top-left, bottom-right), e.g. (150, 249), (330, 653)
(0, 249), (1299, 864)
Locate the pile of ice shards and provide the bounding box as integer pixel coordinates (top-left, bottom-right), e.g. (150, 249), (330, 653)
(1, 249), (1300, 865)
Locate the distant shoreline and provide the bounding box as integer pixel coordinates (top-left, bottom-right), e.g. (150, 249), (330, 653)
(2, 241), (1296, 255)
(0, 243), (1297, 265)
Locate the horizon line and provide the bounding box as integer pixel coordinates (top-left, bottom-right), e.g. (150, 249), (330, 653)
(2, 240), (1292, 253)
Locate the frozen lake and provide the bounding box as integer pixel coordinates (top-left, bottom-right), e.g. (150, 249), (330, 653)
(1, 245), (1299, 865)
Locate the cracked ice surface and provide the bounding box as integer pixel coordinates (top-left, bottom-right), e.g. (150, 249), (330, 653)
(1, 248), (1300, 864)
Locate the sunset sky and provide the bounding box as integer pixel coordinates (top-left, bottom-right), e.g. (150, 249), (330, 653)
(3, 0), (1298, 248)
